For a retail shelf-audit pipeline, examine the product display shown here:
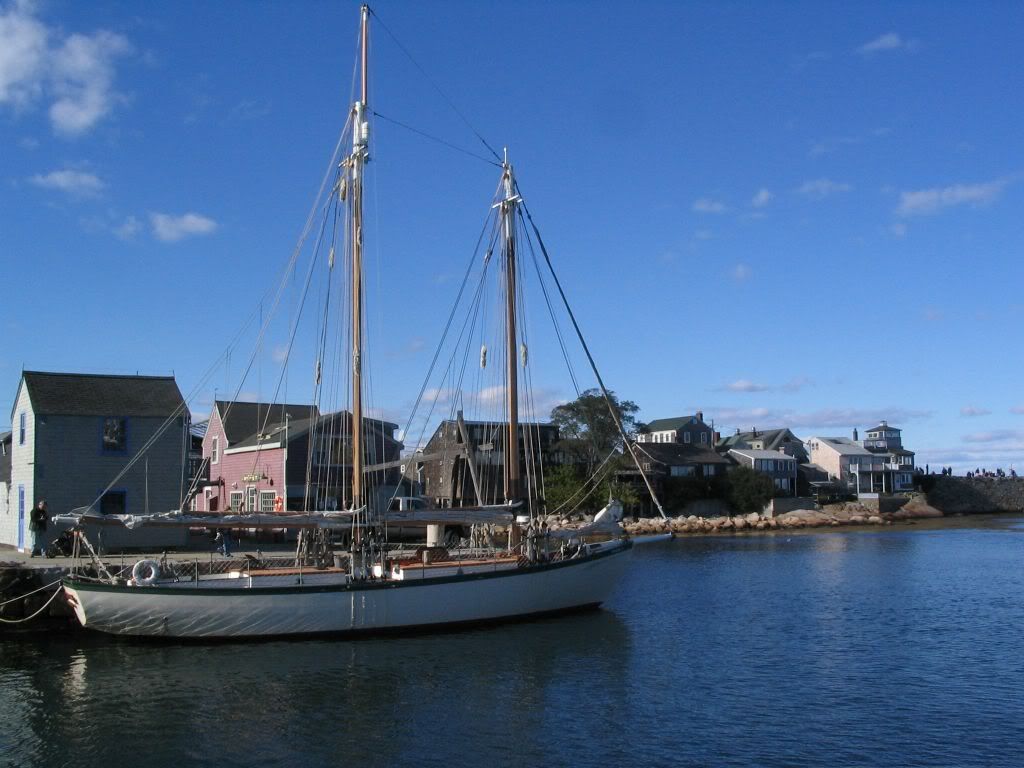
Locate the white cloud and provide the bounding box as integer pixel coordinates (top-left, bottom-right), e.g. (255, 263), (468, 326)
(29, 168), (103, 195)
(1011, 406), (1024, 415)
(0, 2), (131, 135)
(113, 215), (140, 240)
(150, 212), (218, 242)
(751, 188), (773, 208)
(960, 406), (992, 418)
(858, 32), (917, 55)
(721, 379), (769, 393)
(0, 0), (47, 107)
(692, 198), (727, 214)
(963, 430), (1024, 444)
(708, 406), (932, 432)
(730, 263), (752, 281)
(896, 179), (1007, 217)
(797, 178), (852, 198)
(49, 30), (131, 135)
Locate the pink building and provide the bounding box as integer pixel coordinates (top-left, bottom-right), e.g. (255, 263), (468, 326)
(195, 401), (401, 513)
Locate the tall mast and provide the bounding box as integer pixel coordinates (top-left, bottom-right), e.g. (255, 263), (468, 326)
(501, 154), (521, 502)
(351, 4), (370, 515)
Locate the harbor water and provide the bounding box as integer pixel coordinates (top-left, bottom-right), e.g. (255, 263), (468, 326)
(2, 516), (1023, 767)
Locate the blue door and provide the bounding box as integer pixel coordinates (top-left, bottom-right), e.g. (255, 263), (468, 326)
(17, 486), (25, 550)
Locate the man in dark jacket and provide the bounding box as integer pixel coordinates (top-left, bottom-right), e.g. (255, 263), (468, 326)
(29, 500), (49, 557)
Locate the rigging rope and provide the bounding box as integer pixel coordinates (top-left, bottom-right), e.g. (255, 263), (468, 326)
(368, 7), (503, 163)
(517, 191), (667, 519)
(372, 111), (501, 167)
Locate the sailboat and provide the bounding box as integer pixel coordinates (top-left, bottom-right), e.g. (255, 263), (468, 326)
(62, 5), (664, 639)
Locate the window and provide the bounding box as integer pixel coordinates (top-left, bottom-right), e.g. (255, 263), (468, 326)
(700, 432), (708, 444)
(260, 491), (277, 512)
(211, 436), (219, 464)
(670, 465), (695, 477)
(247, 486), (257, 513)
(229, 491), (243, 512)
(100, 490), (127, 516)
(102, 417), (127, 453)
(18, 412), (26, 445)
(683, 432), (691, 444)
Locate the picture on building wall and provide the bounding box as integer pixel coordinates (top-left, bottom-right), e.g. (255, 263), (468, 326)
(103, 417), (126, 452)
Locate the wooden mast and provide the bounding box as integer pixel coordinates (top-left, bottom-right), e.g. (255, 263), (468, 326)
(351, 4), (370, 522)
(501, 155), (521, 503)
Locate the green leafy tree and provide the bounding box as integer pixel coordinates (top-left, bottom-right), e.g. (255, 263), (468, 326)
(725, 466), (775, 513)
(550, 388), (641, 474)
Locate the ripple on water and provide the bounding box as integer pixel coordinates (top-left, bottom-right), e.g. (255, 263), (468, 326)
(2, 521), (1024, 768)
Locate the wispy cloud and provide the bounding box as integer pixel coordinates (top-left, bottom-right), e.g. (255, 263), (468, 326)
(1011, 406), (1024, 415)
(692, 198), (727, 214)
(113, 215), (140, 240)
(29, 168), (103, 195)
(797, 178), (852, 198)
(707, 406), (932, 433)
(963, 430), (1024, 444)
(922, 307), (944, 322)
(730, 263), (751, 281)
(720, 379), (770, 393)
(0, 2), (132, 135)
(751, 188), (773, 208)
(150, 212), (218, 242)
(896, 179), (1008, 217)
(858, 32), (918, 55)
(960, 406), (992, 418)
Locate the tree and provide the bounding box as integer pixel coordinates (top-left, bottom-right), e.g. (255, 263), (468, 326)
(550, 388), (641, 473)
(725, 466), (775, 514)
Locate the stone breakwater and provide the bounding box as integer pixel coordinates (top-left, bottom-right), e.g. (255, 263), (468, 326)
(542, 498), (947, 537)
(621, 500), (945, 537)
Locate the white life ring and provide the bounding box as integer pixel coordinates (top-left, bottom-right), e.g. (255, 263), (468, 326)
(132, 559), (161, 586)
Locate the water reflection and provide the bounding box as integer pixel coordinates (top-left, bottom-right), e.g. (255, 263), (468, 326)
(2, 610), (631, 768)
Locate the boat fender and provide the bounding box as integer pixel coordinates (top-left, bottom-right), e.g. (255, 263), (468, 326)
(132, 559), (161, 586)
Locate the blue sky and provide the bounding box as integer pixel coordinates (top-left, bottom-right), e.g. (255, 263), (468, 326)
(2, 0), (1022, 471)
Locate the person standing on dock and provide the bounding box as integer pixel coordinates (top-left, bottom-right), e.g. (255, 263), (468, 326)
(29, 500), (49, 557)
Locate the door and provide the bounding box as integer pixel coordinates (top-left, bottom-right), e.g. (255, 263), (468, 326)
(17, 486), (25, 550)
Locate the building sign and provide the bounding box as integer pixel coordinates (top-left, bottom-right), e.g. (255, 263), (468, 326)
(242, 473), (263, 483)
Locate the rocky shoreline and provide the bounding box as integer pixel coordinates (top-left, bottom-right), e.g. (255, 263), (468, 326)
(545, 498), (966, 537)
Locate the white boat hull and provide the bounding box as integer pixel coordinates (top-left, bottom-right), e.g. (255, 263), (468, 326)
(63, 542), (632, 638)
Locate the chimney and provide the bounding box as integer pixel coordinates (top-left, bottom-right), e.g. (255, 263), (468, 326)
(735, 427), (740, 435)
(696, 410), (703, 422)
(714, 431), (721, 442)
(853, 427), (859, 441)
(881, 420), (888, 427)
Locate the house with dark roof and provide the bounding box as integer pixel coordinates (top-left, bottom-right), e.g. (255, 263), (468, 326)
(616, 440), (732, 516)
(727, 448), (798, 496)
(414, 419), (564, 507)
(636, 411), (715, 448)
(4, 371), (188, 550)
(717, 427), (809, 463)
(196, 400), (403, 513)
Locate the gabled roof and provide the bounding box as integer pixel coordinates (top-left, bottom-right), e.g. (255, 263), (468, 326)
(633, 441), (731, 466)
(215, 400), (320, 445)
(18, 371), (185, 418)
(642, 415), (704, 433)
(227, 409), (400, 450)
(808, 436), (874, 456)
(728, 448), (798, 461)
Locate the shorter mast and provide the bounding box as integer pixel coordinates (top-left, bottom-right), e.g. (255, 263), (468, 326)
(500, 155), (522, 503)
